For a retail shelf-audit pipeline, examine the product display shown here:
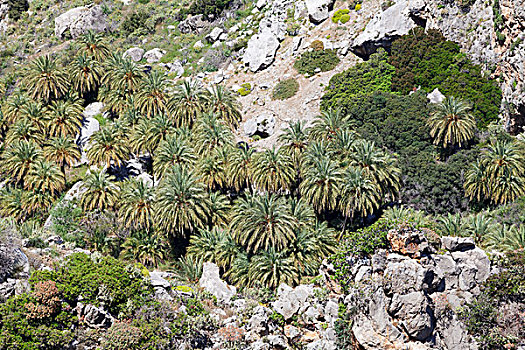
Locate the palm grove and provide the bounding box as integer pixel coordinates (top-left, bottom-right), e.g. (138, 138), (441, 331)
(0, 30), (524, 289)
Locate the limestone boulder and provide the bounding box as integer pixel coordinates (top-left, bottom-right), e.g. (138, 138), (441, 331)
(304, 0), (335, 24)
(123, 47), (145, 62)
(55, 6), (108, 39)
(243, 28), (280, 72)
(199, 262), (236, 302)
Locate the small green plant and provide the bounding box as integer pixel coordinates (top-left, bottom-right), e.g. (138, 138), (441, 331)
(340, 14), (351, 23)
(93, 113), (107, 127)
(272, 78), (299, 100)
(238, 82), (252, 96)
(294, 50), (340, 76)
(332, 9), (350, 23)
(269, 311), (285, 326)
(354, 3), (362, 11)
(310, 40), (324, 51)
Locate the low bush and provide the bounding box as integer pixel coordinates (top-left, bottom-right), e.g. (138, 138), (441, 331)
(30, 253), (152, 315)
(7, 0), (29, 21)
(272, 78), (299, 100)
(238, 83), (252, 96)
(332, 9), (349, 23)
(121, 12), (153, 35)
(184, 0), (230, 18)
(294, 50), (340, 76)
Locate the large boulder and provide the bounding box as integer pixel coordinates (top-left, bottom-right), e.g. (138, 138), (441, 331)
(55, 5), (108, 39)
(123, 47), (145, 62)
(351, 0), (424, 58)
(389, 292), (435, 341)
(304, 0), (335, 24)
(206, 27), (224, 43)
(272, 284), (313, 320)
(199, 262), (236, 302)
(178, 14), (208, 34)
(143, 48), (165, 63)
(243, 28), (280, 72)
(243, 114), (276, 137)
(78, 102), (102, 149)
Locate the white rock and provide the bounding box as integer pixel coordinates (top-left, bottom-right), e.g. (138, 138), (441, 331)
(143, 48), (165, 63)
(123, 47), (145, 62)
(206, 27), (224, 43)
(199, 262), (236, 302)
(193, 40), (205, 50)
(243, 28), (280, 72)
(55, 6), (108, 39)
(305, 0), (336, 24)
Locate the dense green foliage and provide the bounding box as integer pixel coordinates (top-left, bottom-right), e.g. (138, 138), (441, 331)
(183, 0), (231, 17)
(7, 0), (29, 21)
(294, 50), (340, 76)
(388, 28), (502, 128)
(272, 78), (299, 100)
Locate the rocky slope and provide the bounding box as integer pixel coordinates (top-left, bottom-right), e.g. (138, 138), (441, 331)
(2, 224), (519, 350)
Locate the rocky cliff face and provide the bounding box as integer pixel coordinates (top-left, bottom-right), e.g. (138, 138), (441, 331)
(350, 0), (525, 134)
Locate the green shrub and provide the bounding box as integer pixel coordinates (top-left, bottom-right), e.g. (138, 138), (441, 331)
(183, 0), (230, 17)
(272, 78), (299, 100)
(238, 82), (252, 96)
(340, 14), (351, 23)
(294, 50), (340, 76)
(321, 49), (394, 112)
(121, 12), (152, 35)
(30, 253), (152, 315)
(332, 9), (349, 23)
(388, 28), (502, 128)
(7, 0), (29, 21)
(354, 3), (362, 10)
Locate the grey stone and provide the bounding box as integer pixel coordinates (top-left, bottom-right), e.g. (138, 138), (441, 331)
(243, 27), (280, 72)
(76, 303), (113, 328)
(305, 0), (335, 24)
(324, 300), (339, 323)
(306, 339), (337, 350)
(150, 271), (171, 289)
(206, 27), (224, 43)
(351, 0), (424, 57)
(255, 0), (267, 10)
(193, 40), (205, 50)
(441, 236), (475, 252)
(144, 48), (165, 63)
(384, 254), (433, 294)
(427, 88), (446, 104)
(248, 305), (271, 334)
(55, 6), (108, 39)
(267, 335), (288, 348)
(123, 47), (144, 62)
(389, 292), (434, 341)
(272, 284), (313, 320)
(199, 262), (236, 302)
(178, 14), (207, 34)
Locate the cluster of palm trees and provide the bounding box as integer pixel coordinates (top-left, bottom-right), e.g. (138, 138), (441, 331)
(464, 138), (525, 205)
(0, 31), (404, 288)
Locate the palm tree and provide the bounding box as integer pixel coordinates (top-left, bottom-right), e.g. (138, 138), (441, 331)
(45, 99), (83, 138)
(438, 213), (465, 237)
(383, 206), (431, 228)
(171, 79), (207, 127)
(136, 71), (172, 118)
(230, 194), (297, 253)
(131, 114), (176, 155)
(171, 256), (203, 284)
(22, 56), (69, 102)
(302, 140), (333, 168)
(69, 54), (102, 95)
(100, 87), (134, 116)
(187, 227), (233, 266)
(0, 187), (26, 222)
(22, 190), (54, 217)
(80, 169), (119, 211)
(310, 109), (352, 142)
(228, 143), (254, 191)
(121, 230), (168, 268)
(427, 96), (476, 148)
(153, 165), (210, 236)
(491, 170), (524, 205)
(288, 221), (337, 276)
(502, 225), (525, 252)
(193, 113), (234, 155)
(465, 212), (496, 246)
(118, 177), (155, 230)
(248, 248), (298, 289)
(1, 140), (43, 184)
(77, 31), (109, 61)
(5, 118), (43, 145)
(206, 191), (230, 227)
(279, 121), (310, 171)
(197, 153), (227, 190)
(300, 157), (342, 213)
(43, 136), (81, 179)
(464, 160), (490, 203)
(26, 159), (65, 197)
(3, 91), (29, 123)
(289, 197), (316, 228)
(20, 100), (46, 131)
(87, 125), (130, 168)
(153, 134), (196, 178)
(350, 140), (401, 200)
(108, 57), (143, 93)
(252, 147), (295, 193)
(227, 251), (251, 286)
(339, 167), (381, 222)
(205, 85), (242, 128)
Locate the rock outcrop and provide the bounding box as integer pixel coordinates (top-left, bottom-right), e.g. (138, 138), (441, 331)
(55, 5), (108, 39)
(199, 262), (236, 302)
(123, 47), (145, 62)
(305, 0), (336, 24)
(243, 28), (280, 72)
